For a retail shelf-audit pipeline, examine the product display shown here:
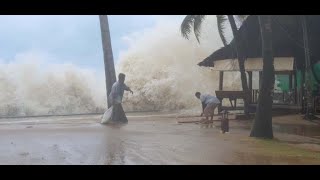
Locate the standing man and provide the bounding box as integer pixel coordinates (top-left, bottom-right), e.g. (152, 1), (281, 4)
(108, 73), (133, 124)
(195, 92), (220, 122)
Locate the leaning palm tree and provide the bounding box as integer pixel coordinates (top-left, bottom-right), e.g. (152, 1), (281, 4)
(180, 15), (250, 115)
(99, 15), (117, 108)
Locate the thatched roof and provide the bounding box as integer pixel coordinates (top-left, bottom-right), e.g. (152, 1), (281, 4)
(198, 15), (320, 70)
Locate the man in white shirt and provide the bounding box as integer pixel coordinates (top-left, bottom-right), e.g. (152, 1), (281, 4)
(195, 92), (221, 122)
(108, 73), (133, 124)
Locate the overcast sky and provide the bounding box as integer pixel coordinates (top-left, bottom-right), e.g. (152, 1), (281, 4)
(0, 15), (184, 72)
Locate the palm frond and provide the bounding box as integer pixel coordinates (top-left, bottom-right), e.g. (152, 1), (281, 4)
(216, 15), (228, 46)
(235, 15), (249, 22)
(193, 15), (206, 43)
(180, 15), (196, 40)
(235, 15), (249, 28)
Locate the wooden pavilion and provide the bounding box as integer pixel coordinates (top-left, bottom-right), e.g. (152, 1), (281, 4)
(198, 15), (320, 114)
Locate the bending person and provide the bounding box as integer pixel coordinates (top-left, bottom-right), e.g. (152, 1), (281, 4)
(195, 92), (220, 123)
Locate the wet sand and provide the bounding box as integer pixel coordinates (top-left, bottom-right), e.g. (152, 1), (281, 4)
(0, 113), (320, 165)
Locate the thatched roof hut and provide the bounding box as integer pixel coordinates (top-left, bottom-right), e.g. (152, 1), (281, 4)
(198, 15), (320, 70)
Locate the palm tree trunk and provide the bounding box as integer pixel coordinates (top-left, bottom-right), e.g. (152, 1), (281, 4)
(227, 15), (250, 115)
(301, 67), (306, 113)
(250, 15), (274, 139)
(99, 15), (117, 108)
(301, 15), (316, 120)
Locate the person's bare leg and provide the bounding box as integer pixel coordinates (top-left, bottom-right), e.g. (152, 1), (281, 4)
(211, 107), (216, 120)
(200, 116), (206, 122)
(207, 115), (211, 123)
(201, 114), (209, 123)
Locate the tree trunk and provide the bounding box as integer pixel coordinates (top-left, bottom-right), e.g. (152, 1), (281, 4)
(301, 15), (316, 120)
(227, 15), (250, 115)
(99, 15), (117, 108)
(250, 15), (274, 139)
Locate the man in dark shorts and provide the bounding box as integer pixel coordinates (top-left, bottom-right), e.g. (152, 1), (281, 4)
(195, 92), (221, 123)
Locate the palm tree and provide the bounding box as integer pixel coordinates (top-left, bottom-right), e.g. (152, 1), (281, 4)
(300, 15), (316, 120)
(250, 15), (274, 138)
(99, 15), (117, 108)
(227, 15), (251, 115)
(180, 15), (250, 115)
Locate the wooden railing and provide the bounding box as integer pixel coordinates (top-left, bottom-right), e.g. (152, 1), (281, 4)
(215, 90), (250, 112)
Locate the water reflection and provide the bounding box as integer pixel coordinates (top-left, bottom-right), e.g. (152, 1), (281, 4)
(103, 125), (127, 165)
(232, 152), (304, 165)
(273, 124), (320, 138)
(105, 139), (126, 165)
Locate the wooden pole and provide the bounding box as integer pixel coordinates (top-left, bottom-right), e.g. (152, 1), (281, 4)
(248, 71), (253, 103)
(288, 73), (292, 89)
(259, 71), (263, 89)
(248, 71), (253, 91)
(294, 71), (297, 104)
(219, 71), (224, 90)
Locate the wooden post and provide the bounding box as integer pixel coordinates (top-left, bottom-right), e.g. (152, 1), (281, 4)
(288, 72), (293, 104)
(289, 73), (293, 90)
(294, 71), (297, 104)
(248, 71), (253, 91)
(219, 71), (224, 90)
(259, 71), (263, 89)
(301, 68), (306, 113)
(248, 71), (253, 103)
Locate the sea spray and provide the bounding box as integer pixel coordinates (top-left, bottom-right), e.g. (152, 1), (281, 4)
(0, 15), (246, 116)
(118, 16), (243, 112)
